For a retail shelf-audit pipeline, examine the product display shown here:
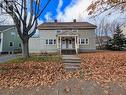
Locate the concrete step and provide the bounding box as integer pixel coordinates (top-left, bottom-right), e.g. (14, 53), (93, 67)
(62, 57), (81, 60)
(63, 60), (81, 63)
(65, 66), (81, 71)
(64, 63), (80, 67)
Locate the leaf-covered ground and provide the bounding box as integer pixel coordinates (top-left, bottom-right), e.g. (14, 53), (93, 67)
(79, 51), (126, 88)
(0, 61), (66, 89)
(0, 52), (126, 89)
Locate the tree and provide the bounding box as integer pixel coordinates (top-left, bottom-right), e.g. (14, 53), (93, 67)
(87, 0), (126, 16)
(107, 25), (126, 50)
(0, 0), (51, 58)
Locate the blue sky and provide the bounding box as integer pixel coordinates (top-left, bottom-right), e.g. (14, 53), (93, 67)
(38, 0), (91, 22)
(39, 0), (72, 21)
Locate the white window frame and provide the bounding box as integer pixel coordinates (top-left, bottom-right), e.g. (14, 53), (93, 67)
(45, 39), (56, 45)
(9, 41), (14, 47)
(85, 38), (89, 45)
(79, 38), (89, 45)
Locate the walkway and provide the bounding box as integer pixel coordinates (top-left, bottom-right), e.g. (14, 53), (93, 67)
(0, 54), (18, 63)
(0, 78), (125, 95)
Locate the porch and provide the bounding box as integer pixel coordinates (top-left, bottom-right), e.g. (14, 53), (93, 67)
(56, 34), (79, 54)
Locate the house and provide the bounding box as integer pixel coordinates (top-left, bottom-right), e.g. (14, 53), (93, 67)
(29, 20), (97, 54)
(121, 25), (126, 37)
(96, 36), (111, 49)
(0, 25), (22, 54)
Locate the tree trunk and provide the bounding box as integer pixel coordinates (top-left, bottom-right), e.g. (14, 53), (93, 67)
(22, 39), (30, 58)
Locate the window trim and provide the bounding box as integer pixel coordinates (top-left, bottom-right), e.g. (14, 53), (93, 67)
(79, 38), (89, 45)
(45, 39), (56, 45)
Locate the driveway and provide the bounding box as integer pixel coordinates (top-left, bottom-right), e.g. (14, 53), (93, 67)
(0, 54), (19, 63)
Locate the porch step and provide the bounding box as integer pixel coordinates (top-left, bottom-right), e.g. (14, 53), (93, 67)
(62, 55), (81, 71)
(65, 66), (81, 71)
(64, 63), (80, 67)
(63, 60), (81, 63)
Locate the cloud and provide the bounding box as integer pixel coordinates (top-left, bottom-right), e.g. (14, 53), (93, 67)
(56, 0), (91, 22)
(57, 0), (63, 14)
(44, 12), (53, 22)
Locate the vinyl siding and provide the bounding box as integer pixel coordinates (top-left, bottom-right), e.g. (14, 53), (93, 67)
(29, 30), (57, 53)
(78, 29), (96, 52)
(2, 28), (22, 53)
(29, 29), (96, 53)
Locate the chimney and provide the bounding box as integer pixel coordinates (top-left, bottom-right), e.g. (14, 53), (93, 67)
(54, 19), (58, 23)
(73, 19), (76, 22)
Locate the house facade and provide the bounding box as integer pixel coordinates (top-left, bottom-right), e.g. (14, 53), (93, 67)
(0, 25), (22, 54)
(29, 20), (97, 54)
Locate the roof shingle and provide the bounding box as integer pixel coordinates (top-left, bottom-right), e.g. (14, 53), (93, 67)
(38, 22), (97, 30)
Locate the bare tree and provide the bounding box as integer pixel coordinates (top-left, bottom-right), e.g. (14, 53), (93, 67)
(0, 0), (51, 58)
(87, 0), (126, 16)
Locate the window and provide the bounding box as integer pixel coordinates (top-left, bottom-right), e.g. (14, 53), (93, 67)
(80, 38), (89, 45)
(86, 38), (89, 44)
(19, 43), (21, 47)
(46, 39), (48, 45)
(11, 32), (16, 36)
(81, 39), (85, 44)
(57, 30), (61, 33)
(46, 39), (56, 45)
(54, 39), (56, 44)
(9, 42), (14, 47)
(49, 39), (53, 44)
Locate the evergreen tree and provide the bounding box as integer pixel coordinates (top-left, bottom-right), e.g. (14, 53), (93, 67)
(111, 25), (125, 50)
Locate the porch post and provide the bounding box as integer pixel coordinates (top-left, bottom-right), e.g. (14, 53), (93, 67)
(75, 36), (78, 54)
(77, 36), (79, 49)
(60, 36), (62, 54)
(56, 36), (59, 49)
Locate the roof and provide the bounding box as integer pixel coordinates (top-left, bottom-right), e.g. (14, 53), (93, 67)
(0, 25), (15, 31)
(38, 22), (97, 30)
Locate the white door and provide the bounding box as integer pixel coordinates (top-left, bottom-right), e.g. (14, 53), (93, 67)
(62, 40), (66, 49)
(68, 40), (73, 49)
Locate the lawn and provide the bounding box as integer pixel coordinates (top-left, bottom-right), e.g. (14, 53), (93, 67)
(79, 51), (126, 88)
(0, 52), (126, 89)
(0, 54), (66, 89)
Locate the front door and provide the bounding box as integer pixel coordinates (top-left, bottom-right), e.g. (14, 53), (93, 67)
(62, 38), (74, 49)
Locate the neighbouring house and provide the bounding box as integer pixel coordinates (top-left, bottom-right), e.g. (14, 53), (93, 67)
(96, 36), (111, 49)
(121, 25), (126, 37)
(0, 25), (22, 54)
(29, 20), (97, 54)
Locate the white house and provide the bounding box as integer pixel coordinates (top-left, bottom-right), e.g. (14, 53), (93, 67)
(29, 20), (97, 54)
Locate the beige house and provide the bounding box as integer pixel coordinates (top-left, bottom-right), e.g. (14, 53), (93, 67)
(29, 20), (97, 54)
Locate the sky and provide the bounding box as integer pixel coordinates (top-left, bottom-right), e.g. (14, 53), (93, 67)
(39, 0), (91, 22)
(0, 0), (126, 26)
(0, 0), (91, 25)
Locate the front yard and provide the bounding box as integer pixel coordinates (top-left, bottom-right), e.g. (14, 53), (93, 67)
(0, 52), (126, 89)
(79, 51), (126, 88)
(0, 54), (66, 89)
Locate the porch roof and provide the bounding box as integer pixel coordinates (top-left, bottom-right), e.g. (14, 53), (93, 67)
(57, 31), (78, 37)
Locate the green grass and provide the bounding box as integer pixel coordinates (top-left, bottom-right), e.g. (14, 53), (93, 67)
(4, 54), (62, 64)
